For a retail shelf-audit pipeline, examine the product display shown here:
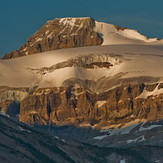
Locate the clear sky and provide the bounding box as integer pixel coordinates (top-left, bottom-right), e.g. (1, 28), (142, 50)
(0, 0), (163, 57)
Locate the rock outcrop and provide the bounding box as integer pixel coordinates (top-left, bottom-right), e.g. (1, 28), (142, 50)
(3, 17), (103, 59)
(0, 100), (20, 117)
(20, 83), (163, 128)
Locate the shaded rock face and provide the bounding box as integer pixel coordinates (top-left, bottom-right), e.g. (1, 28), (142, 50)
(0, 87), (28, 118)
(0, 100), (20, 117)
(20, 87), (95, 125)
(20, 83), (163, 127)
(1, 115), (159, 163)
(3, 17), (103, 59)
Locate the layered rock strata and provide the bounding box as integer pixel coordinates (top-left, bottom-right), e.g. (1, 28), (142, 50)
(19, 83), (163, 128)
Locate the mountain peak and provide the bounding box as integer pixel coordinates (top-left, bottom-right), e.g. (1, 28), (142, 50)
(3, 17), (102, 59)
(3, 17), (162, 59)
(55, 17), (92, 21)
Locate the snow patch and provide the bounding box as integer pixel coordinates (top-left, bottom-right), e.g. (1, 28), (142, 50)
(47, 32), (53, 39)
(59, 18), (76, 27)
(118, 100), (123, 103)
(0, 111), (6, 116)
(96, 101), (106, 107)
(45, 30), (50, 35)
(35, 38), (43, 42)
(126, 135), (145, 143)
(29, 111), (38, 114)
(78, 23), (83, 30)
(139, 124), (162, 131)
(21, 47), (27, 52)
(93, 135), (107, 140)
(55, 136), (59, 139)
(17, 126), (31, 133)
(61, 139), (66, 143)
(79, 123), (92, 127)
(34, 89), (51, 96)
(100, 119), (146, 136)
(137, 84), (163, 99)
(54, 136), (66, 143)
(120, 159), (126, 163)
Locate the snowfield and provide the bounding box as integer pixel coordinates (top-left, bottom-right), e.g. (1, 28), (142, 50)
(0, 44), (163, 91)
(94, 21), (159, 45)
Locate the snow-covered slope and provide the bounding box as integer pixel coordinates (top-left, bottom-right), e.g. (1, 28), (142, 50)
(94, 21), (159, 45)
(0, 44), (163, 91)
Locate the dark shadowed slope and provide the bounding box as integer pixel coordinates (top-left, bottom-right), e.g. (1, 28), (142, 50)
(1, 114), (162, 163)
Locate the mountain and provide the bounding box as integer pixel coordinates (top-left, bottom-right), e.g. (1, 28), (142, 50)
(3, 17), (162, 59)
(1, 17), (163, 162)
(0, 114), (163, 163)
(0, 115), (163, 163)
(0, 114), (139, 163)
(1, 45), (163, 126)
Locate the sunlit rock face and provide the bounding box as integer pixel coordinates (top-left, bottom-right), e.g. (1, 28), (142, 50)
(3, 17), (103, 59)
(20, 82), (163, 127)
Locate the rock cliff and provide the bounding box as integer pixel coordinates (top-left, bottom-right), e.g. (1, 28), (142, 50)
(20, 82), (163, 128)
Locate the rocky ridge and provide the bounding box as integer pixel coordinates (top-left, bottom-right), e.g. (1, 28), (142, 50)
(3, 17), (103, 59)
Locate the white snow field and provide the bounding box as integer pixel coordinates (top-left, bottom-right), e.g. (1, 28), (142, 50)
(95, 21), (160, 45)
(0, 44), (163, 90)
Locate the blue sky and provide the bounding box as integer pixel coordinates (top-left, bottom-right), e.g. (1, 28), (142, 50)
(0, 0), (163, 57)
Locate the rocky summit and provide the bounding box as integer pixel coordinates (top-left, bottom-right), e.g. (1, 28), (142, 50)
(3, 17), (102, 59)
